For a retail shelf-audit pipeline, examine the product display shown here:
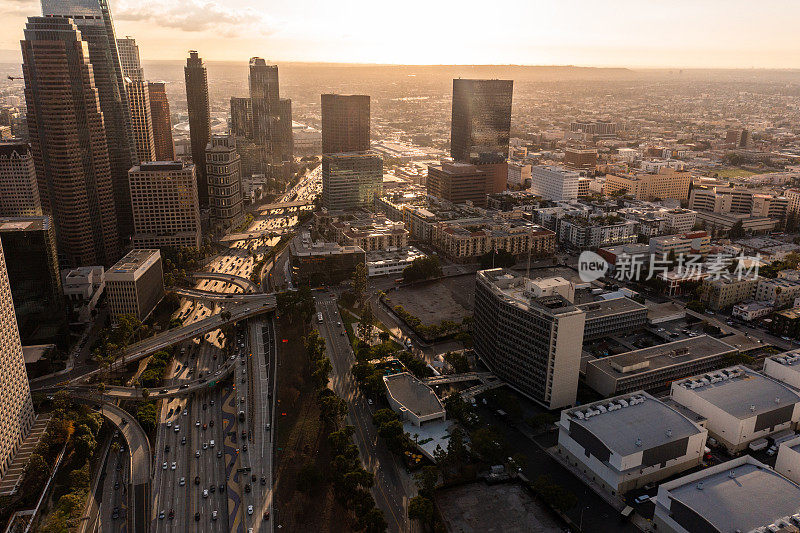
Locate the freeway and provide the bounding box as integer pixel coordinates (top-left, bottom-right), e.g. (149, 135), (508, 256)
(170, 287), (273, 304)
(189, 272), (260, 293)
(314, 293), (413, 533)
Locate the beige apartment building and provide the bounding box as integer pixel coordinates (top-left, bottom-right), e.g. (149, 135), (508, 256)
(332, 217), (408, 251)
(105, 249), (165, 322)
(432, 218), (556, 262)
(605, 168), (691, 201)
(702, 275), (758, 311)
(129, 162), (201, 249)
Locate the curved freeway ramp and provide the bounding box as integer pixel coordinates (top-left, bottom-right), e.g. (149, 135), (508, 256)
(170, 287), (271, 305)
(189, 272), (259, 293)
(73, 397), (151, 533)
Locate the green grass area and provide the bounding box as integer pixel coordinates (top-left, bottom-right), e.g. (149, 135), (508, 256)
(713, 167), (764, 179)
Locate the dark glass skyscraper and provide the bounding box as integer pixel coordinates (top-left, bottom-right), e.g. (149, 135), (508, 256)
(450, 79), (513, 195)
(41, 0), (138, 241)
(249, 57), (279, 157)
(148, 82), (175, 161)
(185, 50), (211, 207)
(321, 94), (370, 154)
(230, 97), (253, 139)
(21, 16), (120, 267)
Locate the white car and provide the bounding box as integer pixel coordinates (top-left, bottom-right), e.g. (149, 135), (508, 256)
(202, 442), (208, 450)
(203, 489), (209, 498)
(166, 421), (172, 428)
(211, 510), (218, 520)
(173, 425), (180, 433)
(195, 450), (201, 458)
(171, 462), (176, 470)
(247, 505), (254, 515)
(162, 462), (167, 470)
(183, 409), (188, 416)
(179, 477), (185, 486)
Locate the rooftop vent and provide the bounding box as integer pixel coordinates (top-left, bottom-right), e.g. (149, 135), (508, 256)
(750, 404), (756, 413)
(666, 429), (673, 438)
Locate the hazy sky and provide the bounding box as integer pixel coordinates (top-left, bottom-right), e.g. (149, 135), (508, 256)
(2, 0), (800, 68)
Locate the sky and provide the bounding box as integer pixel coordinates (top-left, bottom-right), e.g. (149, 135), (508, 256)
(2, 0), (800, 68)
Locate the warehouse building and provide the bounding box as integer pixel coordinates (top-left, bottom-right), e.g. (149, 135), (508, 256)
(557, 391), (707, 495)
(670, 366), (800, 453)
(763, 350), (800, 390)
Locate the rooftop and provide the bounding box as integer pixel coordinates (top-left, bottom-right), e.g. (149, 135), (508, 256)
(587, 335), (737, 379)
(383, 372), (445, 418)
(674, 366), (800, 419)
(478, 269), (582, 317)
(576, 296), (647, 321)
(290, 233), (364, 257)
(562, 391), (704, 458)
(135, 161), (188, 172)
(658, 457), (800, 533)
(106, 249), (160, 276)
(0, 216), (50, 233)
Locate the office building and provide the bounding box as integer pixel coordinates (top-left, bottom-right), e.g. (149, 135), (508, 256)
(451, 79), (513, 194)
(230, 97), (253, 139)
(321, 152), (382, 210)
(559, 217), (637, 249)
(507, 162), (531, 187)
(62, 265), (104, 322)
(585, 336), (738, 397)
(206, 135), (244, 229)
(557, 392), (707, 495)
(653, 456), (800, 533)
(0, 216), (63, 344)
(605, 168), (692, 201)
(690, 186), (788, 220)
(474, 269), (586, 409)
(128, 161), (201, 249)
(321, 94), (370, 154)
(366, 247), (426, 278)
(116, 37), (155, 163)
(21, 16), (120, 267)
(277, 98), (294, 163)
(563, 147), (597, 170)
(42, 0), (137, 240)
(0, 141), (41, 217)
(0, 241), (35, 478)
(105, 249), (164, 322)
(289, 232), (366, 286)
(249, 57), (279, 149)
(530, 165), (580, 201)
(147, 82), (175, 161)
(670, 366), (800, 453)
(427, 162), (489, 207)
(184, 51), (211, 208)
(576, 297), (648, 340)
(431, 217), (556, 263)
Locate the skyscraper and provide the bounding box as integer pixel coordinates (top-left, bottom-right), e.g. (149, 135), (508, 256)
(206, 135), (244, 229)
(184, 51), (210, 208)
(129, 161), (201, 249)
(117, 37), (155, 163)
(0, 239), (35, 478)
(249, 57), (279, 153)
(322, 152), (383, 210)
(41, 0), (138, 241)
(321, 94), (370, 154)
(278, 98), (294, 164)
(450, 79), (513, 194)
(21, 16), (120, 267)
(147, 82), (175, 161)
(0, 141), (41, 217)
(230, 97), (253, 139)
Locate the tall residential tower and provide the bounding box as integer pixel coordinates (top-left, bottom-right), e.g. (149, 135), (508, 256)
(184, 51), (210, 207)
(117, 37), (155, 163)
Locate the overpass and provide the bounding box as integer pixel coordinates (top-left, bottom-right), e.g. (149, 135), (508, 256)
(218, 227), (292, 244)
(43, 359), (236, 400)
(257, 199), (313, 215)
(72, 397), (151, 533)
(33, 299), (276, 389)
(170, 287), (273, 305)
(459, 381), (504, 400)
(189, 272), (259, 293)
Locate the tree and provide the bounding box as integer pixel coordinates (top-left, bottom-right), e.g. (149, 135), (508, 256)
(378, 331), (391, 344)
(297, 463), (322, 492)
(444, 351), (470, 373)
(470, 426), (505, 464)
(408, 495), (435, 523)
(358, 304), (375, 342)
(352, 262), (367, 305)
(402, 256), (442, 283)
(141, 388), (150, 399)
(479, 248), (516, 269)
(729, 219), (745, 239)
(414, 465), (439, 497)
(357, 507), (387, 533)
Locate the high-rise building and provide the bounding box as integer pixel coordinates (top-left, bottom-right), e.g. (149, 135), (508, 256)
(473, 269), (586, 409)
(230, 97), (253, 139)
(321, 152), (383, 210)
(184, 51), (210, 208)
(0, 239), (35, 478)
(21, 16), (120, 267)
(450, 79), (513, 195)
(0, 141), (41, 217)
(278, 98), (294, 164)
(117, 37), (155, 163)
(147, 82), (175, 161)
(321, 94), (370, 154)
(128, 161), (201, 249)
(206, 135), (244, 229)
(249, 57), (279, 151)
(0, 216), (63, 345)
(426, 162), (489, 207)
(41, 0), (138, 241)
(106, 248), (164, 322)
(530, 165), (580, 201)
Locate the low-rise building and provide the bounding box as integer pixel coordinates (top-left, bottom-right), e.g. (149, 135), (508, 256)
(772, 307), (800, 338)
(670, 366), (800, 453)
(763, 351), (800, 390)
(775, 435), (800, 485)
(585, 336), (738, 397)
(694, 210), (777, 234)
(289, 232), (365, 286)
(756, 278), (800, 307)
(576, 297), (648, 340)
(331, 216), (408, 252)
(557, 391), (707, 495)
(62, 266), (104, 322)
(431, 217), (555, 263)
(702, 275), (758, 311)
(366, 247), (426, 278)
(105, 249), (164, 322)
(559, 216), (637, 250)
(605, 168), (691, 201)
(383, 372), (446, 427)
(653, 456), (800, 533)
(529, 165), (580, 201)
(731, 300), (773, 321)
(649, 231), (710, 257)
(507, 162), (531, 187)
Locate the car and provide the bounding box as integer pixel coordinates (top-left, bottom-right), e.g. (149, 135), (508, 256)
(180, 383), (189, 389)
(181, 436), (186, 445)
(173, 424), (180, 433)
(164, 444), (170, 453)
(252, 473), (257, 482)
(210, 439), (215, 447)
(248, 505), (254, 515)
(368, 398), (373, 405)
(179, 477), (185, 486)
(243, 444), (248, 452)
(195, 450), (201, 458)
(203, 489), (209, 498)
(203, 442), (208, 450)
(114, 481), (119, 490)
(203, 403), (207, 410)
(162, 461), (168, 470)
(166, 421), (172, 428)
(161, 389), (168, 394)
(183, 409), (188, 416)
(261, 476), (266, 486)
(211, 510), (218, 521)
(634, 495), (650, 505)
(168, 509), (175, 519)
(203, 423), (208, 430)
(217, 449), (223, 458)
(219, 483), (226, 491)
(265, 424), (271, 431)
(210, 400), (215, 406)
(264, 511), (270, 521)
(194, 476), (200, 485)
(195, 512), (200, 522)
(112, 508), (119, 519)
(245, 483), (251, 493)
(158, 510), (165, 519)
(196, 420), (200, 427)
(209, 419), (214, 427)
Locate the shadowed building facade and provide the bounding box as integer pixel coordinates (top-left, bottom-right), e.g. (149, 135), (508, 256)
(147, 82), (175, 161)
(321, 94), (370, 154)
(185, 50), (211, 207)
